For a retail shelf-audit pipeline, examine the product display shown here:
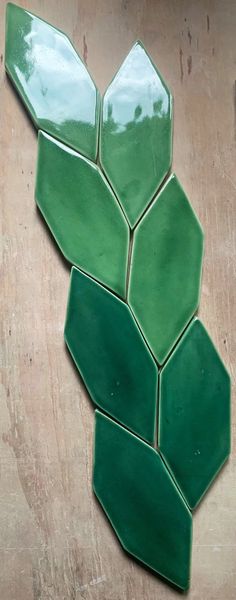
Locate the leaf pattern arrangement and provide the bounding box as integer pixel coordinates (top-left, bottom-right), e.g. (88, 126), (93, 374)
(5, 3), (231, 591)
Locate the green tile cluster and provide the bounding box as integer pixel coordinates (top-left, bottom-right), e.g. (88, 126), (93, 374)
(5, 3), (231, 591)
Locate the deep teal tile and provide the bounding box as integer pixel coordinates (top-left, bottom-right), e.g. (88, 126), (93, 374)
(93, 410), (192, 590)
(159, 318), (231, 510)
(64, 267), (158, 444)
(128, 174), (204, 364)
(5, 3), (100, 160)
(100, 41), (172, 228)
(36, 132), (129, 298)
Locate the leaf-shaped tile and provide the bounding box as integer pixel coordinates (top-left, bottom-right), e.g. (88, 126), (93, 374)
(5, 3), (100, 160)
(128, 174), (204, 364)
(100, 41), (172, 228)
(36, 132), (129, 297)
(93, 410), (192, 590)
(159, 318), (231, 510)
(65, 268), (158, 444)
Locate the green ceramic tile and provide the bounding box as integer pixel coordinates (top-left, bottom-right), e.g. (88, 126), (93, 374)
(159, 318), (231, 510)
(64, 267), (158, 444)
(36, 131), (129, 297)
(5, 3), (100, 160)
(93, 410), (192, 590)
(100, 41), (172, 228)
(128, 174), (204, 364)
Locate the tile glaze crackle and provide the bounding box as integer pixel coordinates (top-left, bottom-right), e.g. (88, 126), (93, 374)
(5, 2), (231, 593)
(5, 2), (100, 160)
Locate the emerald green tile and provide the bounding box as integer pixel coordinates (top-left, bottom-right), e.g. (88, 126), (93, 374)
(93, 410), (192, 590)
(5, 3), (100, 160)
(64, 268), (158, 444)
(36, 132), (129, 297)
(159, 318), (231, 510)
(128, 174), (204, 364)
(100, 41), (172, 228)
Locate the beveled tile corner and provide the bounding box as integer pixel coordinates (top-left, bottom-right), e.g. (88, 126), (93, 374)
(64, 267), (158, 444)
(5, 2), (100, 160)
(93, 410), (192, 590)
(36, 131), (129, 298)
(128, 174), (204, 364)
(159, 318), (231, 510)
(100, 41), (172, 228)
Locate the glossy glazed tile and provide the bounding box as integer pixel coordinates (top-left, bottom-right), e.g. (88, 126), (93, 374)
(100, 41), (172, 228)
(128, 174), (204, 364)
(36, 131), (129, 298)
(93, 410), (192, 590)
(65, 267), (158, 444)
(159, 318), (231, 510)
(5, 3), (100, 160)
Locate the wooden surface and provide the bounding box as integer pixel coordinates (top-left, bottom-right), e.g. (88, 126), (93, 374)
(0, 1), (236, 598)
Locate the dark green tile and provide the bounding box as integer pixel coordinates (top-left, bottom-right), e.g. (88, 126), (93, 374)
(159, 318), (231, 510)
(36, 131), (129, 298)
(64, 267), (158, 444)
(93, 410), (192, 590)
(100, 41), (172, 228)
(128, 174), (204, 364)
(5, 3), (100, 160)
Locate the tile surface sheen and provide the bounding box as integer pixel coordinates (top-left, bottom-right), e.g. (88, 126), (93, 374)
(5, 3), (100, 160)
(100, 41), (172, 228)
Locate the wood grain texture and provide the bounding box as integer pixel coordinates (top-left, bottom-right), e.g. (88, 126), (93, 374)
(0, 1), (235, 598)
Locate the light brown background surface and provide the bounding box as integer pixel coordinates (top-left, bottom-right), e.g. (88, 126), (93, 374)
(0, 1), (236, 598)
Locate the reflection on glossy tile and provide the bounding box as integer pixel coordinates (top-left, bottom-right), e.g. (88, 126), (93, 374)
(93, 410), (192, 590)
(65, 268), (158, 443)
(5, 3), (100, 160)
(36, 132), (129, 297)
(159, 318), (231, 510)
(100, 41), (172, 228)
(128, 174), (204, 364)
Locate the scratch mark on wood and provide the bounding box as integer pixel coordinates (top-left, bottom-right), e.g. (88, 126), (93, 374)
(187, 55), (192, 75)
(188, 28), (192, 45)
(179, 47), (184, 83)
(234, 81), (236, 141)
(207, 14), (210, 32)
(83, 35), (88, 65)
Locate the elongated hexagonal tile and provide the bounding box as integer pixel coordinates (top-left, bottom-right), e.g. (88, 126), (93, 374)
(100, 41), (172, 228)
(64, 267), (158, 443)
(5, 3), (100, 160)
(93, 410), (192, 590)
(36, 131), (129, 298)
(128, 174), (204, 364)
(159, 318), (231, 510)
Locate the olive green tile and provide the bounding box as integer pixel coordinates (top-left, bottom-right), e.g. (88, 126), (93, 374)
(159, 318), (231, 510)
(64, 268), (158, 444)
(128, 174), (204, 364)
(100, 41), (172, 228)
(5, 3), (100, 160)
(36, 131), (129, 298)
(93, 410), (192, 590)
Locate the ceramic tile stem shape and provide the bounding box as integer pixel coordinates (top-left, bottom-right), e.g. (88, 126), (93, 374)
(5, 3), (230, 591)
